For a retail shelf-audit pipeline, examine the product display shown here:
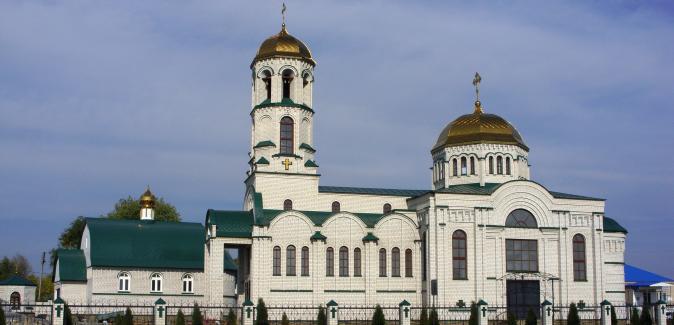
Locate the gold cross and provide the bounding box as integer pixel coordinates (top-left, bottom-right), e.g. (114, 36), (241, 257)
(282, 158), (293, 170)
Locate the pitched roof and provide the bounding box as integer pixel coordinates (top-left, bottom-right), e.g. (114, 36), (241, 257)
(206, 209), (254, 238)
(55, 249), (86, 282)
(257, 209), (385, 228)
(318, 186), (427, 197)
(603, 217), (628, 233)
(625, 264), (672, 287)
(0, 275), (35, 287)
(86, 218), (204, 270)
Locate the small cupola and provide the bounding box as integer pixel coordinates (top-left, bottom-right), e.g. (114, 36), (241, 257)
(139, 187), (156, 220)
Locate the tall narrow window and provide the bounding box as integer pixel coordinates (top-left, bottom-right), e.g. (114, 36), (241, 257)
(461, 157), (467, 176)
(280, 117), (294, 154)
(497, 156), (503, 174)
(273, 246), (281, 276)
(506, 157), (511, 175)
(470, 157), (476, 175)
(9, 292), (20, 310)
(489, 156), (494, 174)
(301, 246), (310, 276)
(332, 201), (340, 213)
(286, 245), (296, 276)
(379, 248), (387, 277)
(383, 203), (392, 214)
(392, 247), (401, 277)
(405, 249), (413, 277)
(452, 230), (467, 280)
(262, 70), (272, 101)
(282, 69), (294, 99)
(118, 272), (130, 292)
(283, 199), (293, 211)
(326, 247), (334, 276)
(339, 246), (349, 277)
(182, 274), (193, 293)
(422, 233), (427, 281)
(354, 248), (362, 277)
(150, 273), (163, 292)
(573, 234), (587, 281)
(453, 158), (458, 176)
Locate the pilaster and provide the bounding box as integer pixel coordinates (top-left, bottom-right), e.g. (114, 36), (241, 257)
(541, 300), (553, 325)
(476, 300), (489, 325)
(399, 300), (411, 325)
(326, 300), (339, 325)
(52, 297), (65, 325)
(154, 298), (167, 325)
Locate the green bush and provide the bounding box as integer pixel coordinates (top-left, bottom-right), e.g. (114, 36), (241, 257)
(639, 307), (652, 325)
(567, 303), (580, 325)
(430, 307), (439, 325)
(372, 304), (386, 325)
(192, 304), (204, 325)
(176, 310), (186, 325)
(630, 308), (641, 325)
(469, 303), (478, 325)
(123, 307), (133, 325)
(0, 306), (6, 325)
(611, 306), (617, 325)
(257, 298), (269, 325)
(113, 314), (123, 324)
(227, 309), (238, 325)
(420, 308), (429, 325)
(63, 304), (74, 325)
(525, 308), (537, 325)
(507, 312), (517, 325)
(282, 312), (290, 325)
(317, 306), (327, 325)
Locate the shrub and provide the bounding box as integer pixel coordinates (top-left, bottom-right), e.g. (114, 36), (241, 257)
(567, 303), (580, 325)
(372, 304), (386, 325)
(63, 303), (74, 325)
(525, 308), (537, 325)
(639, 307), (652, 325)
(507, 312), (517, 325)
(176, 310), (186, 325)
(611, 306), (617, 325)
(282, 312), (290, 325)
(123, 307), (133, 325)
(257, 299), (269, 325)
(469, 303), (478, 325)
(0, 306), (6, 325)
(113, 314), (123, 324)
(192, 303), (204, 325)
(317, 306), (327, 325)
(430, 307), (439, 325)
(420, 308), (429, 325)
(227, 309), (238, 325)
(630, 308), (641, 325)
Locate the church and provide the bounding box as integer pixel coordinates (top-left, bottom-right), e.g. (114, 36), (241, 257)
(53, 17), (628, 315)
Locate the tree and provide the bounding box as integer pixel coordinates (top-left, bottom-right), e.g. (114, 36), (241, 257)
(429, 307), (439, 325)
(192, 304), (204, 325)
(317, 306), (327, 325)
(256, 298), (269, 325)
(282, 312), (290, 325)
(630, 308), (641, 325)
(420, 308), (429, 325)
(639, 307), (652, 325)
(64, 303), (74, 325)
(469, 302), (478, 325)
(0, 307), (6, 325)
(372, 304), (386, 325)
(525, 308), (537, 325)
(176, 310), (186, 325)
(106, 196), (180, 221)
(227, 309), (238, 325)
(0, 255), (32, 279)
(507, 312), (517, 325)
(123, 307), (133, 325)
(611, 306), (618, 325)
(27, 274), (53, 301)
(568, 303), (580, 325)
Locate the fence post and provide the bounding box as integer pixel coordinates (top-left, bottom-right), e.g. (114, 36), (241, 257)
(655, 300), (666, 325)
(154, 298), (167, 325)
(242, 299), (255, 325)
(52, 297), (64, 325)
(400, 300), (411, 325)
(600, 300), (612, 325)
(327, 300), (339, 325)
(541, 300), (553, 325)
(477, 300), (488, 325)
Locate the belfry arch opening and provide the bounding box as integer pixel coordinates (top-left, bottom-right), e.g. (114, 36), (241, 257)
(261, 70), (272, 101)
(282, 69), (295, 100)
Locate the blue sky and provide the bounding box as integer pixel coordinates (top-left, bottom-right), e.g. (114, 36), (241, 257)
(1, 1), (673, 278)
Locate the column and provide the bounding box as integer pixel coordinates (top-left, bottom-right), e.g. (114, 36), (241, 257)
(242, 299), (255, 325)
(327, 300), (339, 325)
(656, 300), (667, 325)
(399, 300), (411, 325)
(52, 297), (65, 325)
(155, 298), (167, 325)
(477, 300), (489, 325)
(541, 300), (553, 325)
(600, 300), (612, 325)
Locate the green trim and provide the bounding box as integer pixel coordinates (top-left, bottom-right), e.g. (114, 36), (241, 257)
(252, 98), (314, 114)
(603, 217), (628, 233)
(606, 291), (626, 294)
(542, 300), (552, 306)
(305, 160), (319, 168)
(254, 141), (276, 149)
(319, 186), (428, 197)
(251, 236), (272, 239)
(605, 262), (625, 265)
(438, 223), (446, 226)
(486, 277), (497, 280)
(270, 289), (313, 293)
(376, 290), (417, 293)
(54, 297), (65, 304)
(251, 171), (320, 178)
(155, 298), (167, 305)
(0, 275), (36, 287)
(539, 227), (561, 230)
(310, 231), (327, 241)
(362, 232), (379, 242)
(299, 143), (316, 153)
(400, 300), (411, 306)
(325, 290), (365, 293)
(255, 157), (270, 165)
(93, 293), (205, 297)
(327, 300), (339, 306)
(272, 153), (303, 159)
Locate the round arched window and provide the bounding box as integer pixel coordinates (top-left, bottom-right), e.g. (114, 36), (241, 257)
(505, 209), (538, 228)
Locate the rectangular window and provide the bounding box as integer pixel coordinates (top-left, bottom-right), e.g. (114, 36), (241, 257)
(326, 248), (334, 277)
(379, 249), (387, 277)
(339, 248), (349, 277)
(301, 247), (309, 276)
(405, 249), (413, 278)
(506, 239), (538, 272)
(286, 247), (296, 276)
(273, 247), (281, 276)
(354, 249), (362, 277)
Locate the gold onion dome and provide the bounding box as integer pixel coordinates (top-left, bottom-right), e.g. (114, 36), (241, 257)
(139, 187), (156, 208)
(433, 100), (529, 152)
(253, 24), (314, 65)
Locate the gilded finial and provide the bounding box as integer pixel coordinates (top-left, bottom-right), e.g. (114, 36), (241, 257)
(281, 2), (287, 28)
(472, 72), (483, 113)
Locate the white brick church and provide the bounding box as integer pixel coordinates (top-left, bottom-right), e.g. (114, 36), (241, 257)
(53, 19), (628, 315)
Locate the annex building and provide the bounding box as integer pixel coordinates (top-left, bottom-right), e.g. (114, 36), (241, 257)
(53, 19), (628, 316)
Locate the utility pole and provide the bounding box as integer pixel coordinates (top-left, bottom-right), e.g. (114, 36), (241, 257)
(38, 251), (45, 301)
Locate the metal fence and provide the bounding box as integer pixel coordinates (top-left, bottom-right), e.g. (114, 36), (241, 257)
(1, 303), (52, 325)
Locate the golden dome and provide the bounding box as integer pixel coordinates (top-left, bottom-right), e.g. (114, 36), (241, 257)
(433, 101), (529, 152)
(139, 187), (155, 208)
(253, 25), (314, 65)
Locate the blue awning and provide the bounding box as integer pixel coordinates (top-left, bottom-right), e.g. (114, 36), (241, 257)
(625, 264), (672, 287)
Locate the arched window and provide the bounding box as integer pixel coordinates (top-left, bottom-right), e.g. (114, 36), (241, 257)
(470, 157), (476, 175)
(489, 156), (494, 174)
(497, 156), (503, 174)
(150, 273), (162, 292)
(461, 157), (467, 176)
(301, 246), (309, 276)
(282, 69), (294, 99)
(452, 158), (458, 176)
(261, 70), (272, 101)
(379, 248), (387, 277)
(182, 274), (193, 293)
(10, 292), (20, 310)
(283, 199), (293, 211)
(326, 247), (334, 276)
(392, 247), (401, 277)
(280, 117), (294, 154)
(505, 209), (538, 228)
(354, 248), (362, 277)
(332, 201), (340, 213)
(286, 245), (296, 276)
(506, 157), (511, 175)
(118, 272), (130, 292)
(339, 246), (349, 277)
(452, 230), (467, 280)
(573, 234), (587, 281)
(383, 203), (392, 214)
(405, 249), (413, 277)
(273, 246), (281, 276)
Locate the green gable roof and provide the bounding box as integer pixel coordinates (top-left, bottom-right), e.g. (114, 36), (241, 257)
(223, 251), (238, 272)
(254, 141), (276, 149)
(0, 275), (35, 287)
(603, 217), (628, 233)
(310, 231), (327, 241)
(87, 218), (204, 270)
(304, 160), (319, 167)
(55, 249), (86, 282)
(319, 186), (427, 197)
(206, 209), (254, 238)
(299, 143), (316, 153)
(256, 157), (270, 165)
(362, 232), (379, 242)
(257, 209), (385, 228)
(252, 98), (314, 114)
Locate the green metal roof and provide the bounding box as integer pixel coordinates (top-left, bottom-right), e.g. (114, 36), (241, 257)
(310, 231), (327, 241)
(0, 275), (35, 287)
(299, 143), (316, 152)
(55, 249), (86, 282)
(362, 232), (379, 242)
(256, 157), (270, 165)
(206, 209), (254, 238)
(86, 218), (204, 270)
(319, 186), (427, 197)
(257, 209), (385, 228)
(252, 98), (314, 114)
(254, 141), (276, 149)
(603, 217), (628, 233)
(304, 160), (319, 167)
(223, 251), (238, 272)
